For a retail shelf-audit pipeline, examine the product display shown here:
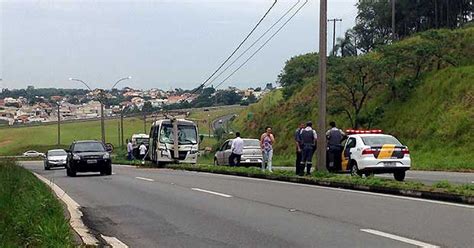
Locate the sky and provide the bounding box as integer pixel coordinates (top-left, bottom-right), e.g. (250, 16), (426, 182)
(0, 0), (358, 90)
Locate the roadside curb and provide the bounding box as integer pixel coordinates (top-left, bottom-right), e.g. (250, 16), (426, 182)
(164, 166), (474, 205)
(32, 172), (99, 246)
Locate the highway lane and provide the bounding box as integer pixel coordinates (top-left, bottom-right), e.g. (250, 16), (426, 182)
(22, 161), (473, 248)
(212, 114), (235, 132)
(273, 166), (474, 185)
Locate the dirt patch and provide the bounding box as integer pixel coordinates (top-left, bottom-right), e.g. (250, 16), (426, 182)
(0, 139), (12, 147)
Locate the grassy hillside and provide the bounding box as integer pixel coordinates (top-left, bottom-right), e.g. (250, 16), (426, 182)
(233, 28), (473, 171)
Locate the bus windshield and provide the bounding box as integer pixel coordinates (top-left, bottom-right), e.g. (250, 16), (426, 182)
(159, 124), (198, 145)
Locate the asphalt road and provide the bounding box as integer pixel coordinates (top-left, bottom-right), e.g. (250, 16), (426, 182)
(22, 161), (473, 248)
(212, 114), (235, 131)
(273, 166), (474, 185)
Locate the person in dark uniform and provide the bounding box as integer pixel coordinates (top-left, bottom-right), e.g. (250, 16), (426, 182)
(326, 121), (346, 171)
(295, 123), (305, 176)
(300, 121), (317, 176)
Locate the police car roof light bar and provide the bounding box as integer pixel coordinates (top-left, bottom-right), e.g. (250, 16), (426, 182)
(346, 129), (383, 135)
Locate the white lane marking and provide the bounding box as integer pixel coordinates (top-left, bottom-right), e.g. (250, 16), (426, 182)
(191, 188), (232, 198)
(361, 229), (439, 248)
(33, 172), (99, 245)
(135, 176), (154, 182)
(101, 235), (129, 248)
(186, 171), (474, 209)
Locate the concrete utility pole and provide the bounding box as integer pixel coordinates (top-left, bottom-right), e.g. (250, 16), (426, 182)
(143, 112), (147, 133)
(317, 0), (328, 172)
(392, 0), (396, 40)
(328, 18), (342, 56)
(57, 103), (61, 145)
(120, 109), (124, 147)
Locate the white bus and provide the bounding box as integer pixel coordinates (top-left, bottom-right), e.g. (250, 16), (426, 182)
(148, 118), (199, 165)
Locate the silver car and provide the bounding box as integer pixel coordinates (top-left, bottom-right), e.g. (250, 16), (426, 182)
(44, 149), (67, 170)
(214, 138), (263, 166)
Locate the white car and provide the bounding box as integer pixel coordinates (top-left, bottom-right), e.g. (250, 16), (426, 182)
(44, 149), (67, 170)
(23, 150), (45, 158)
(341, 130), (411, 181)
(214, 138), (263, 167)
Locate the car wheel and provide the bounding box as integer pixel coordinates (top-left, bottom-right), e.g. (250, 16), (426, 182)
(66, 167), (76, 177)
(394, 171), (406, 181)
(44, 163), (50, 170)
(350, 161), (362, 177)
(214, 158), (218, 166)
(105, 165), (112, 175)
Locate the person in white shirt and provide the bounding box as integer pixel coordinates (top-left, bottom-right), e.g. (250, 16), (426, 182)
(229, 132), (244, 166)
(139, 143), (147, 160)
(127, 139), (134, 160)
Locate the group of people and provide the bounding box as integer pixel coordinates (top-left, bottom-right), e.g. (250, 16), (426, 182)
(228, 126), (275, 172)
(126, 139), (148, 161)
(294, 121), (346, 175)
(228, 121), (345, 176)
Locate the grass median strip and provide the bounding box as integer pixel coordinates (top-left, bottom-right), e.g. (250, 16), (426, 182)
(161, 164), (474, 203)
(0, 161), (74, 247)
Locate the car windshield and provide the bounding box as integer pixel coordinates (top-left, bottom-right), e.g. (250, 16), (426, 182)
(135, 138), (149, 145)
(244, 140), (260, 147)
(73, 142), (105, 152)
(361, 135), (402, 146)
(159, 124), (198, 145)
(49, 151), (66, 156)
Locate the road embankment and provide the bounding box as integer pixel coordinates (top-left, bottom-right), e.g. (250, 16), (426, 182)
(0, 161), (74, 247)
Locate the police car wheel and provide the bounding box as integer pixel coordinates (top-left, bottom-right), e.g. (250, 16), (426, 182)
(394, 171), (406, 181)
(350, 162), (362, 177)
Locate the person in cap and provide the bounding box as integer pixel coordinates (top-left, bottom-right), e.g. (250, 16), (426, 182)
(300, 121), (317, 176)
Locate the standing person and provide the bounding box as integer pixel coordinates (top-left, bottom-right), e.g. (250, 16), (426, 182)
(260, 126), (275, 172)
(229, 132), (244, 166)
(139, 142), (147, 161)
(300, 121), (317, 176)
(326, 121), (346, 171)
(127, 139), (134, 160)
(295, 123), (305, 176)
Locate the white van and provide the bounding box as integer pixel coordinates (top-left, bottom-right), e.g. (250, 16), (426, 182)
(148, 118), (199, 165)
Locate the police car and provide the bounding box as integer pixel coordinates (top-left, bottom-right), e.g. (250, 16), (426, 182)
(340, 130), (411, 181)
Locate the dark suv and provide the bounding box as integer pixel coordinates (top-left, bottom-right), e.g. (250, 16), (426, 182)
(66, 140), (112, 177)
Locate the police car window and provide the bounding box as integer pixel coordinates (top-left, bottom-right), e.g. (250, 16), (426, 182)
(362, 136), (402, 146)
(347, 138), (356, 148)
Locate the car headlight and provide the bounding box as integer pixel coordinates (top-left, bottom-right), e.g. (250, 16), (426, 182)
(103, 153), (110, 159)
(73, 154), (81, 160)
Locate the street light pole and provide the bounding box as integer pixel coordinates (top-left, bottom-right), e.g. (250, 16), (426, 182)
(57, 102), (61, 145)
(70, 76), (131, 144)
(317, 0), (328, 172)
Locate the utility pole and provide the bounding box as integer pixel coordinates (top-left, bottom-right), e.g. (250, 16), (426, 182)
(100, 97), (106, 144)
(57, 103), (61, 145)
(317, 0), (328, 172)
(328, 18), (342, 56)
(118, 122), (120, 146)
(392, 0), (396, 40)
(143, 112), (147, 133)
(120, 110), (124, 147)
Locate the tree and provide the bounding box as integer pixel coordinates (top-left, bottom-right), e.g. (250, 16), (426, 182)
(329, 56), (384, 128)
(277, 53), (318, 99)
(332, 29), (358, 57)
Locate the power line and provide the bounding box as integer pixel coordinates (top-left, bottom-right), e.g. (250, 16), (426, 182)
(207, 0), (301, 86)
(214, 0), (308, 90)
(190, 0), (278, 94)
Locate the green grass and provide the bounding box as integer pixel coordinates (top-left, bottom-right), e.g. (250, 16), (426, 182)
(0, 107), (242, 156)
(0, 161), (73, 247)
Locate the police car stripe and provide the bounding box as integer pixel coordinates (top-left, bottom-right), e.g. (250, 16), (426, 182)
(377, 144), (395, 159)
